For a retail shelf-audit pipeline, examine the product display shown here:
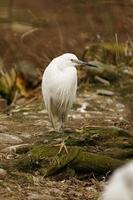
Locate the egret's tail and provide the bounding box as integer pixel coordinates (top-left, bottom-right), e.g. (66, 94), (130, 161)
(47, 96), (68, 132)
(49, 113), (63, 132)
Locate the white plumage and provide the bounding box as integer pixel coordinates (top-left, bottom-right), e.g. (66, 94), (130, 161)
(42, 53), (78, 131)
(42, 53), (96, 133)
(102, 162), (133, 200)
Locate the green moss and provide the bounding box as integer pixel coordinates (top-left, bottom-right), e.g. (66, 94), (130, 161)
(6, 125), (133, 177)
(102, 148), (133, 159)
(13, 144), (124, 176)
(14, 145), (79, 176)
(84, 127), (132, 138)
(83, 43), (133, 65)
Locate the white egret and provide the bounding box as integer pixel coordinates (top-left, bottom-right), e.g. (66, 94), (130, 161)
(102, 162), (133, 200)
(42, 53), (96, 153)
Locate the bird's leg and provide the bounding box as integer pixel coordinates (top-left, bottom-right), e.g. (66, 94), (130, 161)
(54, 137), (68, 155)
(55, 123), (68, 154)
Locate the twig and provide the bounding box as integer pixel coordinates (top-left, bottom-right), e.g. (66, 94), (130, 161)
(21, 28), (39, 41)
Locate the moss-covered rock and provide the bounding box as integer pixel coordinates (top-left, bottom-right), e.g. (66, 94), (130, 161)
(13, 145), (124, 176)
(10, 126), (133, 177)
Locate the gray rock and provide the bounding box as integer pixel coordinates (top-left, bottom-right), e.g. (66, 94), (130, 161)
(1, 143), (31, 153)
(0, 168), (7, 179)
(97, 89), (114, 96)
(0, 133), (23, 144)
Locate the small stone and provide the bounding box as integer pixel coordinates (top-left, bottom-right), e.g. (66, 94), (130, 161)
(97, 89), (114, 96)
(0, 168), (7, 179)
(1, 143), (31, 153)
(0, 133), (23, 144)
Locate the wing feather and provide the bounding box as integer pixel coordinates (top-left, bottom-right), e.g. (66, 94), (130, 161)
(42, 65), (77, 130)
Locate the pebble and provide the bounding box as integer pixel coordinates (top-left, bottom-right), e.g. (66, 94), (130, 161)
(1, 143), (30, 153)
(97, 89), (114, 96)
(0, 133), (23, 144)
(0, 168), (7, 179)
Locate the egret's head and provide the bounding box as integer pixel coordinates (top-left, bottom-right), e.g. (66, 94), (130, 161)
(55, 53), (97, 69)
(56, 53), (78, 68)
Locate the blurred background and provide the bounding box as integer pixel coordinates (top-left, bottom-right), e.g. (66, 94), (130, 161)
(0, 0), (133, 107)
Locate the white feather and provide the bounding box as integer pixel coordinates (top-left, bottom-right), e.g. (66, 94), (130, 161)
(102, 162), (133, 200)
(42, 53), (77, 131)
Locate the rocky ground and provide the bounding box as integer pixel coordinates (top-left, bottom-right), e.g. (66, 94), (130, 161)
(0, 82), (132, 199)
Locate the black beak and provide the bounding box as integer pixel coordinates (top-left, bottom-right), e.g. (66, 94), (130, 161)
(75, 59), (97, 68)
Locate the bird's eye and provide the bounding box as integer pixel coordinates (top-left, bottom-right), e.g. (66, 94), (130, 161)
(71, 59), (74, 62)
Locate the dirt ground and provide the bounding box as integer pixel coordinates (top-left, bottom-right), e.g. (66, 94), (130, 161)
(0, 85), (132, 200)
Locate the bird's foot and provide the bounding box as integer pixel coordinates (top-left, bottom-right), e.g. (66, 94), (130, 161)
(55, 140), (68, 154)
(58, 140), (68, 154)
